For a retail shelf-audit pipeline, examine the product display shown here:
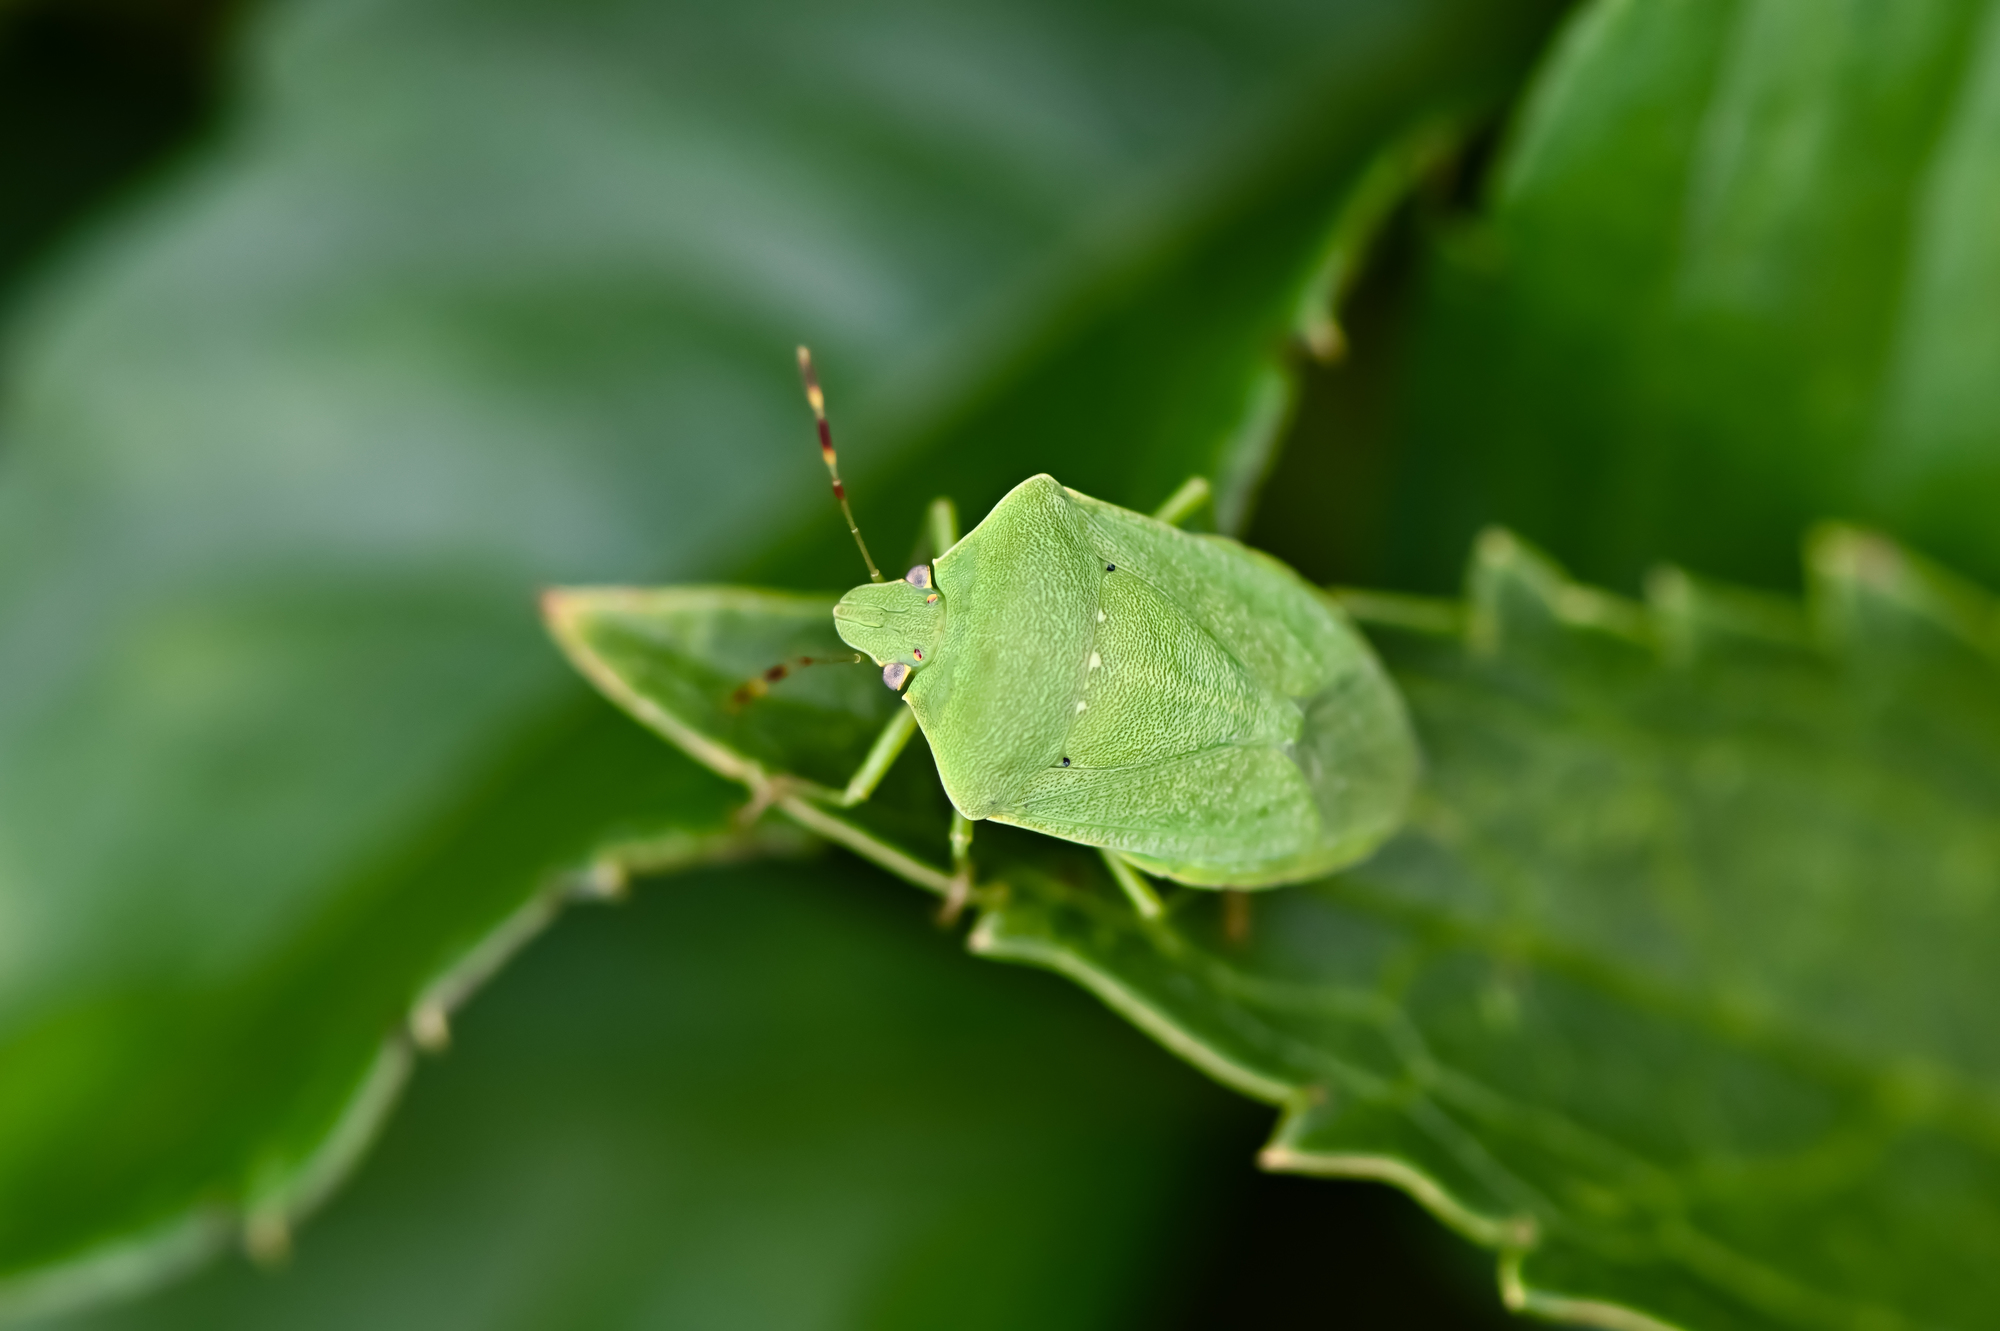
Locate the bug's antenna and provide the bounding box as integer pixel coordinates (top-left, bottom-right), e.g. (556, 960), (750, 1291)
(729, 652), (866, 710)
(798, 345), (883, 583)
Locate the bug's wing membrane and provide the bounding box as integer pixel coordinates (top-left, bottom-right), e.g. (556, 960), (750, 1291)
(998, 665), (1415, 888)
(995, 747), (1323, 884)
(1285, 650), (1419, 872)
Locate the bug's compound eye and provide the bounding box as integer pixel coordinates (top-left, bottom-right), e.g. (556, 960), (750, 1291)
(882, 662), (911, 691)
(905, 565), (933, 588)
(912, 648), (924, 661)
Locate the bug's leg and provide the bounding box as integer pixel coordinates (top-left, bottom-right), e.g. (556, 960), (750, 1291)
(938, 810), (974, 925)
(837, 707), (918, 807)
(1100, 849), (1164, 920)
(735, 771), (800, 828)
(1223, 890), (1252, 945)
(926, 496), (960, 557)
(776, 794), (957, 897)
(1150, 476), (1211, 528)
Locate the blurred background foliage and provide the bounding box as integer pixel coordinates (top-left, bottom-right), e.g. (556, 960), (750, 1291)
(7, 0), (2000, 1326)
(1258, 0), (2000, 598)
(40, 862), (1470, 1331)
(0, 0), (1561, 1325)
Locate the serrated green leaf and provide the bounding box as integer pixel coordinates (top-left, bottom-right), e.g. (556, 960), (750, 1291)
(0, 0), (1566, 1311)
(973, 528), (2000, 1330)
(548, 512), (2000, 1327)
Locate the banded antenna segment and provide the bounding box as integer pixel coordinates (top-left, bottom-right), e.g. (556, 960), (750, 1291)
(798, 345), (883, 583)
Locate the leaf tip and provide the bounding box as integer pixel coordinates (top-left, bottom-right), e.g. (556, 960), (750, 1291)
(1255, 1144), (1297, 1172)
(538, 586), (577, 630)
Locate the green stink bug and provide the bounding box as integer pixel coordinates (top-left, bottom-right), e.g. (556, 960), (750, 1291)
(546, 349), (1418, 922)
(799, 348), (1418, 898)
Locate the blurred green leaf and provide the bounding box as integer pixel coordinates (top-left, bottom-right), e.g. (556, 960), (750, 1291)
(1290, 0), (2000, 596)
(977, 527), (2000, 1330)
(0, 0), (1565, 1311)
(27, 861), (1247, 1331)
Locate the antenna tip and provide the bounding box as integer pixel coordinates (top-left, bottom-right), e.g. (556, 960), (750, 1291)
(797, 346), (826, 415)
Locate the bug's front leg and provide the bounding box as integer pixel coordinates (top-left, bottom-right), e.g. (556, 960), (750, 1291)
(836, 707), (918, 807)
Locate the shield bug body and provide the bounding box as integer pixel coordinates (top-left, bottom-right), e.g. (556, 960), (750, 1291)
(550, 348), (1422, 917)
(788, 345), (1417, 891)
(831, 471), (1417, 888)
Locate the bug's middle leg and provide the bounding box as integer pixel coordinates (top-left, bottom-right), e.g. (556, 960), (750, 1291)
(1150, 476), (1212, 528)
(1100, 849), (1165, 919)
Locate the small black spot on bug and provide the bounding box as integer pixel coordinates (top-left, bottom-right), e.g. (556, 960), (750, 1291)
(1060, 756), (1071, 767)
(1105, 563), (1116, 572)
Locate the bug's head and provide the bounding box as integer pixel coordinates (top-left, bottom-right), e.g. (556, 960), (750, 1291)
(833, 565), (944, 691)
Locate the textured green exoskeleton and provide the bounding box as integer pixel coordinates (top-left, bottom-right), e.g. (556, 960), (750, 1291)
(832, 473), (1417, 888)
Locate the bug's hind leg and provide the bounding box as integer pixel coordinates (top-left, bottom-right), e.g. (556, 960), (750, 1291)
(937, 810), (974, 925)
(1150, 476), (1211, 528)
(1100, 850), (1164, 920)
(1222, 890), (1252, 945)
